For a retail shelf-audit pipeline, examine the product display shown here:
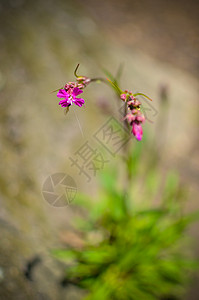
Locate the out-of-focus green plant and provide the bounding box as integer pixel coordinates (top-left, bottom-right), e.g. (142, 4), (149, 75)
(53, 141), (198, 300)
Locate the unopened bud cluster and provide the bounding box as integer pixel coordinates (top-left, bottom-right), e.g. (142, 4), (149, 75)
(121, 91), (145, 141)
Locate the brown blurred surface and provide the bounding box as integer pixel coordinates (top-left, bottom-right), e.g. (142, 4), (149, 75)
(84, 0), (199, 77)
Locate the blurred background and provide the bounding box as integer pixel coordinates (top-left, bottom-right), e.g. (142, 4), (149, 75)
(0, 0), (199, 299)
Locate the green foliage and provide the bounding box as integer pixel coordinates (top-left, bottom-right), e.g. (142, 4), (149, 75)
(53, 145), (198, 300)
(102, 67), (123, 95)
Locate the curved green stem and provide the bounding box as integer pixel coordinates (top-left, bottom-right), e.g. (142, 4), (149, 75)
(74, 63), (81, 78)
(106, 78), (123, 95)
(90, 77), (108, 84)
(133, 92), (152, 101)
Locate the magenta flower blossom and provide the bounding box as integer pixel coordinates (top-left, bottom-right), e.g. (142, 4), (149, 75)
(57, 87), (85, 107)
(132, 122), (143, 141)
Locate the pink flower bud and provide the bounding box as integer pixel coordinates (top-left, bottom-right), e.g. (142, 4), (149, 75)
(125, 113), (136, 124)
(131, 109), (138, 114)
(128, 99), (141, 108)
(120, 94), (126, 101)
(136, 113), (145, 123)
(132, 123), (143, 141)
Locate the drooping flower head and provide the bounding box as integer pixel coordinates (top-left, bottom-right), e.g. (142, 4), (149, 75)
(123, 93), (146, 141)
(57, 84), (85, 108)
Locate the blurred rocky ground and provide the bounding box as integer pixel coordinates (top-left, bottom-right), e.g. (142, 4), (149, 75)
(0, 0), (199, 299)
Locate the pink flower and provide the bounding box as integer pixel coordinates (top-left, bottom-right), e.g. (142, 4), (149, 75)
(132, 122), (143, 141)
(120, 94), (126, 101)
(124, 113), (136, 124)
(57, 87), (85, 107)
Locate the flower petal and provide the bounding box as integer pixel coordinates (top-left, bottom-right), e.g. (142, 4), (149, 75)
(73, 87), (83, 97)
(57, 89), (68, 98)
(59, 99), (70, 107)
(132, 123), (143, 141)
(73, 97), (85, 107)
